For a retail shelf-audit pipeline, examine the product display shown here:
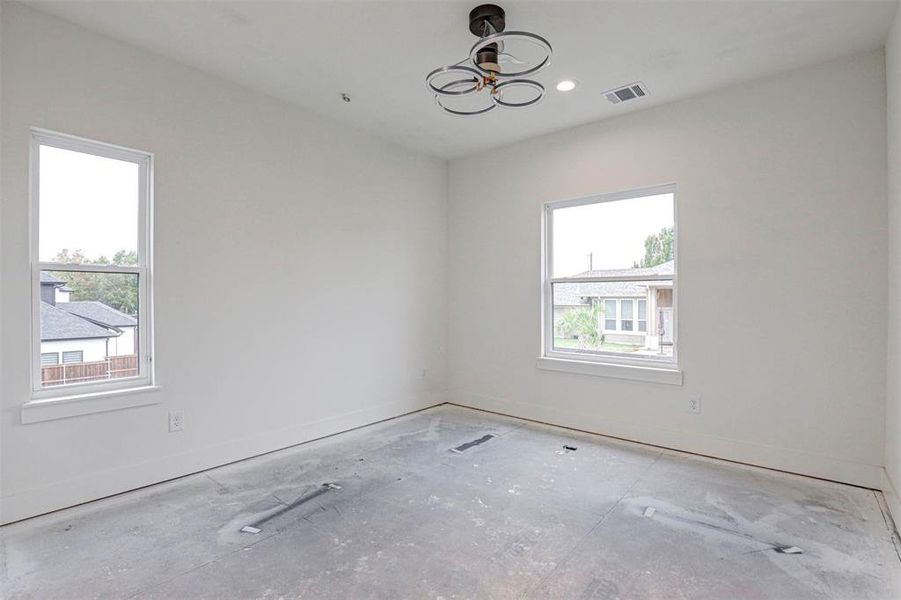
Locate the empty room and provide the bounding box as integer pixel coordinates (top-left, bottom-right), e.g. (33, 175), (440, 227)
(2, 0), (901, 597)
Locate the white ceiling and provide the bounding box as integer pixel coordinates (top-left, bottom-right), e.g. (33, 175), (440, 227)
(24, 0), (898, 159)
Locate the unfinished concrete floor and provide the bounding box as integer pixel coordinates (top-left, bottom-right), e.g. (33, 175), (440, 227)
(2, 405), (900, 599)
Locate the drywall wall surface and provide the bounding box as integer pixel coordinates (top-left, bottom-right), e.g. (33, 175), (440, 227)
(0, 4), (447, 523)
(448, 50), (887, 488)
(886, 5), (901, 523)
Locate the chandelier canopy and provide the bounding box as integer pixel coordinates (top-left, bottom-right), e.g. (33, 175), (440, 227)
(426, 4), (552, 116)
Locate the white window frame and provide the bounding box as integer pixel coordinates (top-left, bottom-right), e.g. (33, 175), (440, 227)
(637, 299), (648, 332)
(29, 128), (155, 399)
(540, 183), (679, 375)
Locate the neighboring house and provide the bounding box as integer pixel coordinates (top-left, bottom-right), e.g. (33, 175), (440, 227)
(554, 260), (674, 349)
(39, 272), (138, 367)
(39, 271), (71, 303)
(59, 301), (137, 357)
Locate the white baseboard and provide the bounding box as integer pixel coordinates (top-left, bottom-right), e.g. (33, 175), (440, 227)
(450, 391), (883, 489)
(1, 391), (884, 526)
(0, 394), (443, 525)
(882, 469), (901, 533)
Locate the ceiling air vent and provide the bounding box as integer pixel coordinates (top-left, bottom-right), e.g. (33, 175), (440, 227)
(603, 82), (648, 105)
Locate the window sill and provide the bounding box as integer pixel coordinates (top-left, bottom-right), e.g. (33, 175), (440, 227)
(21, 385), (162, 424)
(536, 356), (683, 385)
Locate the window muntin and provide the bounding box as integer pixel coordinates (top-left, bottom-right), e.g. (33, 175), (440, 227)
(31, 130), (153, 396)
(545, 185), (676, 366)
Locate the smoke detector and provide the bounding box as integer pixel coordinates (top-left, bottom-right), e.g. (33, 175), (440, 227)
(603, 82), (648, 105)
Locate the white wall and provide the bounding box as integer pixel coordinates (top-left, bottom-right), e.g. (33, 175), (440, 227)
(448, 51), (888, 488)
(1, 2), (893, 527)
(885, 5), (901, 523)
(107, 327), (135, 357)
(0, 4), (447, 524)
(40, 339), (108, 364)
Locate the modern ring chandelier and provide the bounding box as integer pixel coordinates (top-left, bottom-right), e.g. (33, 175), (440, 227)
(425, 4), (552, 116)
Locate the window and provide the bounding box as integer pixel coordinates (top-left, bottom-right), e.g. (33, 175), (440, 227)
(31, 129), (153, 396)
(544, 185), (676, 367)
(62, 351), (84, 364)
(604, 299), (616, 330)
(621, 299), (634, 331)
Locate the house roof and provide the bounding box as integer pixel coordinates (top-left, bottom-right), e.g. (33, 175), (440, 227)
(573, 260), (674, 279)
(555, 261), (675, 306)
(59, 301), (137, 328)
(554, 280), (672, 305)
(40, 272), (65, 285)
(40, 302), (116, 341)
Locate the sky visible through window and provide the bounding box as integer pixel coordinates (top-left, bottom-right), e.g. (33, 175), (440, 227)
(552, 193), (674, 277)
(39, 145), (139, 264)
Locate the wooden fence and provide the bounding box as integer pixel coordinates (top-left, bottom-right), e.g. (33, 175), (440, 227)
(42, 355), (139, 387)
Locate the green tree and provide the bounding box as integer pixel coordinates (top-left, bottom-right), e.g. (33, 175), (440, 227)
(558, 303), (605, 348)
(111, 250), (138, 266)
(49, 249), (138, 315)
(52, 248), (88, 265)
(633, 227), (674, 268)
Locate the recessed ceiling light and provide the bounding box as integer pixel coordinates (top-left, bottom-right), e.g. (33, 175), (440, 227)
(556, 80), (577, 92)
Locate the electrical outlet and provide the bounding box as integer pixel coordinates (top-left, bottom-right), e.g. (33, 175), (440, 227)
(688, 396), (701, 414)
(168, 411), (185, 432)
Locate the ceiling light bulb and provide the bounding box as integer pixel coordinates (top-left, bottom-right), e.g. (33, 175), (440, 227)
(556, 80), (576, 92)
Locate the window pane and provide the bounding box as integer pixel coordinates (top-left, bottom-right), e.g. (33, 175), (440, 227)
(39, 145), (140, 266)
(40, 270), (139, 387)
(604, 299), (616, 330)
(62, 351), (84, 364)
(40, 352), (59, 366)
(637, 299), (647, 332)
(552, 281), (673, 360)
(551, 193), (674, 277)
(547, 187), (676, 363)
(553, 283), (602, 351)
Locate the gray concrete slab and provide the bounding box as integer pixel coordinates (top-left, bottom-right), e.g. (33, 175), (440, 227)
(532, 451), (901, 599)
(1, 405), (898, 599)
